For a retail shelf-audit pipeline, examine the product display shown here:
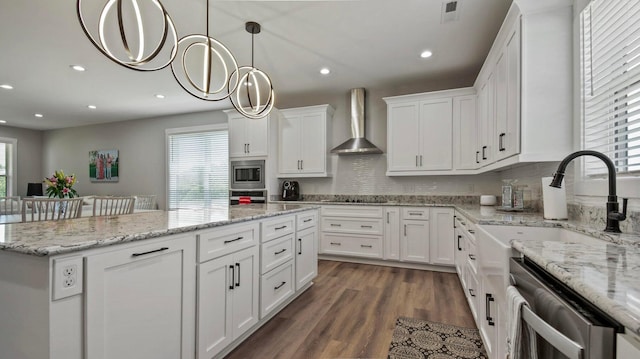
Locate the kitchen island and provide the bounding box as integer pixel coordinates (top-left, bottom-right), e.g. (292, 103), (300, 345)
(0, 204), (319, 359)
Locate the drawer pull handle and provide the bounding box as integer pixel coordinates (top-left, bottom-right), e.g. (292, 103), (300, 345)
(298, 238), (302, 255)
(468, 230), (475, 234)
(330, 242), (341, 246)
(274, 281), (286, 290)
(132, 247), (169, 257)
(460, 221), (466, 226)
(229, 265), (235, 290)
(275, 225), (287, 230)
(360, 244), (373, 248)
(409, 212), (422, 216)
(224, 236), (243, 244)
(274, 248), (287, 255)
(235, 263), (240, 287)
(361, 225), (373, 228)
(330, 224), (342, 227)
(457, 235), (462, 251)
(468, 254), (476, 260)
(486, 294), (495, 326)
(469, 289), (476, 297)
(303, 218), (312, 223)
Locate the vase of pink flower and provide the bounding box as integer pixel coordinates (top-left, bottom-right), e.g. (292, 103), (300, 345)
(44, 170), (79, 199)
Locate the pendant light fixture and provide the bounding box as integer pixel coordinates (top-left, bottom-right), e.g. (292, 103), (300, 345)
(229, 21), (275, 119)
(76, 0), (178, 71)
(170, 0), (239, 101)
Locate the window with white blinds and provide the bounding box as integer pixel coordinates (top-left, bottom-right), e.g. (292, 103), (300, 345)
(0, 138), (16, 196)
(581, 0), (640, 176)
(167, 127), (228, 209)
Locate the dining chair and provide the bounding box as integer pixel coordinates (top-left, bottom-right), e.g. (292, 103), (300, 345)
(92, 196), (136, 216)
(134, 195), (157, 210)
(22, 198), (83, 222)
(0, 196), (22, 215)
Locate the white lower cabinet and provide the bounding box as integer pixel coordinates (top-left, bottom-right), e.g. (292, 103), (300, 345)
(197, 246), (259, 359)
(261, 260), (295, 317)
(84, 234), (196, 359)
(320, 206), (384, 258)
(401, 207), (430, 263)
(296, 225), (318, 290)
(429, 208), (455, 265)
(384, 207), (400, 260)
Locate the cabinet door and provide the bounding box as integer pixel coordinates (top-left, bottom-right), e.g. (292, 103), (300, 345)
(384, 207), (400, 260)
(429, 208), (454, 266)
(278, 114), (302, 174)
(246, 115), (269, 156)
(477, 73), (495, 166)
(85, 236), (195, 359)
(231, 247), (259, 338)
(296, 226), (317, 290)
(454, 95), (478, 170)
(504, 23), (521, 159)
(401, 219), (430, 263)
(299, 112), (326, 174)
(229, 116), (248, 158)
(197, 254), (234, 359)
(419, 99), (453, 170)
(387, 102), (421, 171)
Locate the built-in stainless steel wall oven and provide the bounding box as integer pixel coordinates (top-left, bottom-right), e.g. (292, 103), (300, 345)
(230, 159), (265, 190)
(509, 257), (622, 359)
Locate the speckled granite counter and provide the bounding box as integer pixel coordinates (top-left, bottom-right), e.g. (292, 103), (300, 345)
(0, 204), (317, 256)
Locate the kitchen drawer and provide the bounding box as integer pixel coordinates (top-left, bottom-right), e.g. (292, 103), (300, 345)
(401, 207), (429, 220)
(321, 205), (383, 218)
(261, 215), (295, 243)
(321, 217), (383, 235)
(320, 233), (383, 258)
(260, 260), (294, 318)
(197, 222), (258, 263)
(297, 210), (317, 231)
(466, 236), (478, 275)
(261, 233), (294, 274)
(464, 264), (479, 321)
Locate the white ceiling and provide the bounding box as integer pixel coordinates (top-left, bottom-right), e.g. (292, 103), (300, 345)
(0, 0), (512, 130)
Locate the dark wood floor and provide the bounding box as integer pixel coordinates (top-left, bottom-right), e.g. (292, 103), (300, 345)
(226, 260), (476, 359)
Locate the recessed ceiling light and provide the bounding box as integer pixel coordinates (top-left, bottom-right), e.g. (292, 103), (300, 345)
(87, 105), (97, 109)
(155, 94), (165, 99)
(34, 113), (43, 118)
(70, 65), (86, 72)
(0, 84), (13, 90)
(420, 50), (433, 58)
(0, 120), (6, 124)
(320, 68), (330, 75)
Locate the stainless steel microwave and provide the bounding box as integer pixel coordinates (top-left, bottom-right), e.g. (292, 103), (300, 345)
(230, 160), (265, 190)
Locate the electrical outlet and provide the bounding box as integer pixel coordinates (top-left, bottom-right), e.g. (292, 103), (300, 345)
(52, 256), (83, 300)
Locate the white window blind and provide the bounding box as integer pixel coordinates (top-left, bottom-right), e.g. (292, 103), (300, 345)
(167, 129), (228, 209)
(582, 0), (640, 176)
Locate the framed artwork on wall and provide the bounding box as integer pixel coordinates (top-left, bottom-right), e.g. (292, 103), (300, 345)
(89, 149), (119, 182)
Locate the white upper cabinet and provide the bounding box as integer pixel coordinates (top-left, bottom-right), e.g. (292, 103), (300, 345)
(385, 88), (474, 176)
(453, 95), (478, 170)
(227, 111), (271, 158)
(278, 105), (333, 177)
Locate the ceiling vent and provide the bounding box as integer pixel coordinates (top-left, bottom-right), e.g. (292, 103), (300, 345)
(441, 1), (461, 23)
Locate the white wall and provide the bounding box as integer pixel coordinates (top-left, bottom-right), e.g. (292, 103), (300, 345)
(0, 126), (43, 196)
(42, 111), (227, 209)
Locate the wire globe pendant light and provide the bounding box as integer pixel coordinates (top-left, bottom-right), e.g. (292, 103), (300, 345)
(76, 0), (178, 71)
(229, 21), (275, 119)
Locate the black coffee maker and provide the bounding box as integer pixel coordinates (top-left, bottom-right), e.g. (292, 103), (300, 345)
(281, 180), (300, 201)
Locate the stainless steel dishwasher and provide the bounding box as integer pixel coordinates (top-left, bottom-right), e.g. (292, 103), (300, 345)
(509, 257), (623, 359)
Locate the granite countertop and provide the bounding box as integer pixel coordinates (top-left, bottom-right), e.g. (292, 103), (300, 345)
(0, 204), (317, 256)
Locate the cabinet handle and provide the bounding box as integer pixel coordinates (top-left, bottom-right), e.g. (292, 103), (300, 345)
(297, 160), (301, 170)
(499, 133), (506, 151)
(229, 265), (235, 290)
(275, 225), (287, 230)
(409, 212), (423, 216)
(361, 225), (373, 228)
(460, 221), (466, 226)
(360, 244), (373, 248)
(468, 254), (476, 260)
(387, 212), (390, 224)
(330, 223), (342, 227)
(298, 238), (302, 255)
(131, 247), (169, 257)
(247, 143), (250, 153)
(274, 281), (286, 290)
(468, 229), (475, 234)
(453, 215), (457, 228)
(404, 224), (407, 236)
(235, 263), (240, 287)
(330, 242), (341, 246)
(224, 236), (243, 244)
(482, 146), (487, 160)
(301, 160), (303, 170)
(303, 218), (312, 223)
(486, 293), (495, 326)
(420, 155), (423, 167)
(476, 151), (480, 164)
(416, 155), (419, 167)
(274, 248), (287, 255)
(469, 289), (476, 297)
(457, 235), (462, 251)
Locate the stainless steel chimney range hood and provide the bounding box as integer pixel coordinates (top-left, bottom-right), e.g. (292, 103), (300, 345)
(331, 88), (383, 155)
